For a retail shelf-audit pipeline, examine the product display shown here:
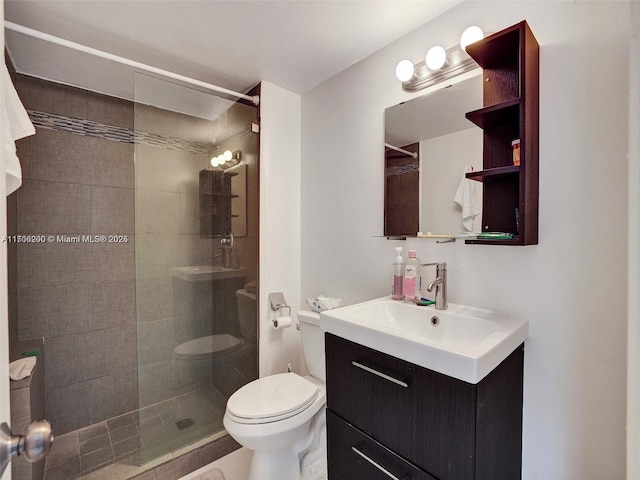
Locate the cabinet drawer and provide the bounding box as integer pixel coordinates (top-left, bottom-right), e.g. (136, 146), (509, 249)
(326, 333), (476, 480)
(328, 410), (436, 480)
(326, 333), (414, 456)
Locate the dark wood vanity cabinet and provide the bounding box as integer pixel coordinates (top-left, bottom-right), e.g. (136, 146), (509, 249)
(325, 333), (525, 480)
(464, 20), (539, 245)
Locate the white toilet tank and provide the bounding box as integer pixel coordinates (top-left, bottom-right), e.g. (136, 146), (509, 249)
(236, 288), (257, 343)
(298, 310), (326, 382)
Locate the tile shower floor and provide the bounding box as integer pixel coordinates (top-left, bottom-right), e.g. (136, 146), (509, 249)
(44, 386), (228, 480)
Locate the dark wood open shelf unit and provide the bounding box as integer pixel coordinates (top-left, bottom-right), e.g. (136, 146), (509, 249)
(465, 98), (520, 129)
(199, 169), (238, 237)
(466, 165), (520, 182)
(464, 20), (539, 246)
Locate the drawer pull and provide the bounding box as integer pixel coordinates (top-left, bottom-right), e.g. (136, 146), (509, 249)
(351, 446), (402, 480)
(351, 361), (409, 388)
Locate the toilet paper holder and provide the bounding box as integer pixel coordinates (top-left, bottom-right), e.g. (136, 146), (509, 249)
(269, 292), (291, 316)
(269, 292), (299, 330)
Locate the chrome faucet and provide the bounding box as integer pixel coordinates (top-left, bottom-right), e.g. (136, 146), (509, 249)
(423, 262), (447, 310)
(213, 232), (234, 267)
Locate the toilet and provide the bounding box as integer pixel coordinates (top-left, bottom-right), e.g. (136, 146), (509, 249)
(223, 310), (327, 480)
(173, 288), (257, 385)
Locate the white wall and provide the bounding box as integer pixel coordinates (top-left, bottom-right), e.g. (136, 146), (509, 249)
(259, 81), (304, 377)
(420, 127), (482, 233)
(302, 2), (629, 478)
(628, 2), (640, 478)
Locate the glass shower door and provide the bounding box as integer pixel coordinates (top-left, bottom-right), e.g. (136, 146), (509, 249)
(133, 73), (259, 464)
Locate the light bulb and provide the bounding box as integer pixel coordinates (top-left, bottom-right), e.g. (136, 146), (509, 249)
(460, 26), (484, 52)
(219, 155), (226, 165)
(395, 60), (415, 82)
(211, 157), (220, 167)
(223, 150), (232, 161)
(425, 46), (447, 71)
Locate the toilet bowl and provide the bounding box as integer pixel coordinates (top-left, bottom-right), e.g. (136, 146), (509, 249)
(173, 288), (257, 384)
(173, 333), (246, 381)
(174, 333), (244, 360)
(223, 311), (327, 480)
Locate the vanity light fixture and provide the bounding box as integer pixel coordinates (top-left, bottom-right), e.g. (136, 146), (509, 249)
(460, 26), (484, 52)
(395, 59), (415, 82)
(396, 25), (485, 92)
(210, 150), (242, 170)
(425, 46), (447, 71)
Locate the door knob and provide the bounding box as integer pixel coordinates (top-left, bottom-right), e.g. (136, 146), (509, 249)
(0, 420), (54, 476)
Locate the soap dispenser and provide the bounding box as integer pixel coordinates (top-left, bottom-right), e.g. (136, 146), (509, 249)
(403, 250), (421, 302)
(392, 247), (403, 300)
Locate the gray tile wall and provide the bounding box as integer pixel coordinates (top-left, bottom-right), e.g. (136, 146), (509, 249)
(13, 75), (137, 435)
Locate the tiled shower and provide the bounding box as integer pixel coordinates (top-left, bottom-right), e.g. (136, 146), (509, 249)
(8, 72), (259, 479)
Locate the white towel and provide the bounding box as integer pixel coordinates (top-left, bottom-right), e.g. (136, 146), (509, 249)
(9, 357), (37, 381)
(2, 62), (35, 196)
(306, 295), (343, 313)
(454, 165), (479, 232)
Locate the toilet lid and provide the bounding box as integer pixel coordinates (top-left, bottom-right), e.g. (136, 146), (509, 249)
(174, 334), (242, 359)
(227, 373), (319, 423)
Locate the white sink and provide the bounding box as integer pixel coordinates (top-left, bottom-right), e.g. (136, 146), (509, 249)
(320, 297), (529, 384)
(170, 265), (246, 282)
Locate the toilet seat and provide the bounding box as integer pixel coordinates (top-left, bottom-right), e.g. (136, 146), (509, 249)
(227, 373), (319, 424)
(173, 334), (243, 360)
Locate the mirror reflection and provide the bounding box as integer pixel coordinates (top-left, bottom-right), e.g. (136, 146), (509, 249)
(384, 74), (484, 236)
(199, 163), (247, 238)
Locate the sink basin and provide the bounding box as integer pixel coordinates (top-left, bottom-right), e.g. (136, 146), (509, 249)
(170, 265), (246, 282)
(320, 297), (528, 384)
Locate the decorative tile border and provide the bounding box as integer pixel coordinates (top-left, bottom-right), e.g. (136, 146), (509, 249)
(385, 163), (420, 176)
(27, 110), (212, 155)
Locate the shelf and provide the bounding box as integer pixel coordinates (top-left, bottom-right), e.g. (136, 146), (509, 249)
(465, 22), (522, 69)
(465, 98), (520, 129)
(465, 237), (522, 246)
(416, 233), (456, 239)
(463, 20), (538, 246)
(466, 165), (519, 182)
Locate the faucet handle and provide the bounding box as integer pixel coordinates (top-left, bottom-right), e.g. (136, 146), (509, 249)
(421, 262), (446, 269)
(220, 232), (234, 249)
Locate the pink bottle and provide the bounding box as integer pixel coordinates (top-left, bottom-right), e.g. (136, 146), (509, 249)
(403, 250), (421, 302)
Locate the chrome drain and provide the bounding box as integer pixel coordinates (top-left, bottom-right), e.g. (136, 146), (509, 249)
(175, 418), (194, 430)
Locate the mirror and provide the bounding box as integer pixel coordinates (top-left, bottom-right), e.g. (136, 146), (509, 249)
(199, 163), (247, 238)
(384, 74), (484, 237)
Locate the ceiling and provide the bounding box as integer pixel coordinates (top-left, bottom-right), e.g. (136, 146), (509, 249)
(4, 0), (462, 103)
